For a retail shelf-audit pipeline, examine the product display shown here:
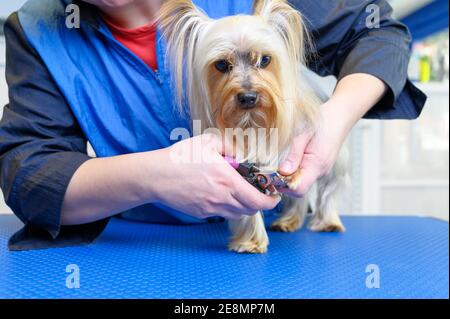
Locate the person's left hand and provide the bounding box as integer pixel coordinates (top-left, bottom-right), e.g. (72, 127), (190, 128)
(277, 73), (387, 197)
(277, 100), (350, 197)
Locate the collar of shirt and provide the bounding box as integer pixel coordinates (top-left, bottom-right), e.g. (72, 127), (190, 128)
(100, 13), (158, 70)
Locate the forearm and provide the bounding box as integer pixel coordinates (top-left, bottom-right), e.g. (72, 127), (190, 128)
(61, 135), (281, 225)
(61, 150), (165, 225)
(323, 73), (387, 135)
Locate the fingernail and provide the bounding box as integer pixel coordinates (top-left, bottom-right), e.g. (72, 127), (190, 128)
(280, 161), (293, 173)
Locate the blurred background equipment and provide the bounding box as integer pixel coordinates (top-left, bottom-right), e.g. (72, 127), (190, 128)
(354, 0), (449, 220)
(0, 0), (449, 220)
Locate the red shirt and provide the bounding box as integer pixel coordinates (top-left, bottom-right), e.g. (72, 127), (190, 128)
(102, 17), (158, 71)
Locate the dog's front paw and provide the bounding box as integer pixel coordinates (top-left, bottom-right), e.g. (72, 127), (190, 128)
(228, 239), (268, 254)
(270, 217), (302, 232)
(308, 215), (346, 233)
(283, 169), (301, 191)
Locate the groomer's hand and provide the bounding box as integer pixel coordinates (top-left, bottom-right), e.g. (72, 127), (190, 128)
(150, 134), (280, 220)
(278, 73), (387, 197)
(278, 101), (347, 196)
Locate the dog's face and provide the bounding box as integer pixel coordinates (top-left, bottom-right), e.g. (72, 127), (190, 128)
(201, 16), (283, 131)
(159, 0), (318, 158)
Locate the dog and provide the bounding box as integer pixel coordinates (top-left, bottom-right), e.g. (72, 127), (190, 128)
(158, 0), (348, 253)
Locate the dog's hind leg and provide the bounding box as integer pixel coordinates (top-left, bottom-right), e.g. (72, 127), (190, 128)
(228, 212), (269, 254)
(270, 195), (308, 232)
(308, 165), (346, 233)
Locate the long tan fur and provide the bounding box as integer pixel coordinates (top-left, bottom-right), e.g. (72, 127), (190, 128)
(158, 0), (347, 254)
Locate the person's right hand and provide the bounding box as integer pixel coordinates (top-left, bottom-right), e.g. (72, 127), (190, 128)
(147, 134), (281, 220)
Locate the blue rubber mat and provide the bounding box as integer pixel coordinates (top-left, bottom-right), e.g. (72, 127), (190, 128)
(0, 215), (448, 299)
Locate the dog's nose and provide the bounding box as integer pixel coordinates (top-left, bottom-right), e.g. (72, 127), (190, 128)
(237, 92), (258, 109)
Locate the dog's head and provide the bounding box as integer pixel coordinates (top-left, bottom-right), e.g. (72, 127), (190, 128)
(159, 0), (318, 152)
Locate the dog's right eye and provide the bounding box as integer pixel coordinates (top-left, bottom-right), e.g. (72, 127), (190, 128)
(215, 60), (231, 73)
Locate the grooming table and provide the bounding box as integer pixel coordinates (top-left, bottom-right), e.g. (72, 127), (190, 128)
(0, 215), (448, 299)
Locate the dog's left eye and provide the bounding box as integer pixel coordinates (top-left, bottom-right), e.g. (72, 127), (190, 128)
(215, 60), (231, 73)
(259, 55), (272, 68)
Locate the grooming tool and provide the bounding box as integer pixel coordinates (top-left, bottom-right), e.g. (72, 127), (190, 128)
(224, 156), (288, 194)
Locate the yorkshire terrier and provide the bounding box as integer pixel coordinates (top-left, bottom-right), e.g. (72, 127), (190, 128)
(158, 0), (348, 253)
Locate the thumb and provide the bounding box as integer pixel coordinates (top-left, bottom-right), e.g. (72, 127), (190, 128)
(203, 133), (235, 157)
(198, 133), (235, 165)
(279, 135), (310, 175)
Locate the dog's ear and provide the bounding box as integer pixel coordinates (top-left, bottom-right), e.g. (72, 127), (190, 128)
(157, 0), (210, 111)
(253, 0), (310, 65)
(252, 0), (267, 15)
(158, 0), (210, 38)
